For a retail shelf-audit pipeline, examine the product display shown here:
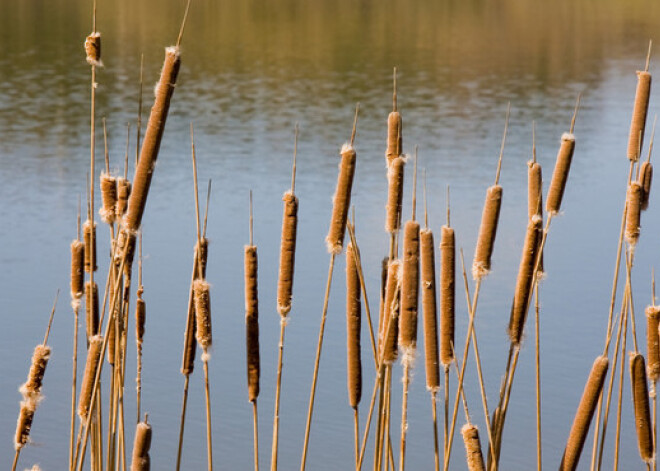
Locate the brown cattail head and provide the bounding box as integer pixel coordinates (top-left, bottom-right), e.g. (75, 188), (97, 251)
(386, 111), (402, 165)
(195, 237), (209, 279)
(625, 181), (643, 246)
(560, 355), (609, 471)
(326, 144), (357, 254)
(630, 352), (654, 462)
(346, 243), (362, 408)
(461, 424), (486, 471)
(84, 32), (102, 66)
(508, 215), (543, 345)
(70, 240), (85, 304)
(378, 256), (389, 347)
(472, 184), (502, 280)
(131, 420), (152, 471)
(83, 220), (97, 273)
(646, 305), (660, 381)
(124, 46), (181, 233)
(628, 71), (652, 162)
(381, 260), (401, 365)
(115, 177), (131, 220)
(546, 133), (576, 215)
(85, 281), (99, 339)
(277, 191), (298, 316)
(14, 402), (35, 450)
(420, 228), (439, 391)
(385, 156), (405, 233)
(440, 225), (455, 366)
(528, 160), (544, 273)
(640, 161), (653, 210)
(399, 220), (420, 355)
(136, 293), (146, 345)
(100, 172), (117, 224)
(245, 245), (260, 402)
(194, 279), (212, 352)
(21, 344), (51, 400)
(78, 335), (103, 420)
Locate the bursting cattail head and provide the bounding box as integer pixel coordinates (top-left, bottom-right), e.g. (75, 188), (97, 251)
(245, 244), (260, 402)
(630, 352), (654, 462)
(420, 228), (439, 391)
(546, 133), (575, 215)
(83, 220), (97, 273)
(85, 281), (99, 339)
(15, 401), (35, 451)
(386, 111), (402, 166)
(78, 335), (103, 420)
(640, 161), (653, 210)
(100, 172), (117, 224)
(116, 177), (131, 220)
(461, 424), (486, 471)
(70, 240), (84, 305)
(194, 279), (212, 352)
(277, 191), (298, 316)
(326, 144), (357, 254)
(646, 305), (660, 382)
(385, 156), (405, 233)
(84, 32), (102, 66)
(399, 219), (420, 356)
(131, 420), (152, 471)
(440, 225), (455, 367)
(346, 242), (362, 408)
(625, 181), (643, 246)
(472, 185), (502, 280)
(381, 260), (401, 365)
(20, 344), (51, 401)
(560, 355), (609, 471)
(628, 71), (652, 162)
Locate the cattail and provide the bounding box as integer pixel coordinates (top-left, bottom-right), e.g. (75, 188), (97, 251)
(99, 172), (117, 223)
(559, 355), (609, 471)
(346, 243), (362, 408)
(472, 184), (502, 279)
(277, 191), (298, 316)
(420, 228), (439, 391)
(627, 71), (652, 162)
(528, 160), (544, 273)
(181, 242), (208, 376)
(630, 352), (654, 462)
(386, 111), (402, 165)
(194, 279), (212, 352)
(131, 420), (152, 471)
(84, 32), (102, 66)
(546, 133), (575, 215)
(70, 240), (84, 302)
(378, 256), (389, 347)
(245, 244), (260, 402)
(124, 45), (181, 233)
(21, 345), (51, 400)
(507, 215), (543, 345)
(107, 303), (119, 365)
(196, 237), (209, 279)
(461, 424), (486, 471)
(116, 177), (131, 219)
(399, 220), (420, 352)
(83, 220), (97, 273)
(85, 281), (99, 339)
(640, 161), (653, 210)
(78, 335), (103, 420)
(382, 260), (401, 364)
(15, 401), (35, 450)
(626, 181), (642, 245)
(136, 293), (146, 346)
(385, 156), (405, 233)
(326, 144), (357, 254)
(646, 305), (660, 381)
(440, 225), (455, 366)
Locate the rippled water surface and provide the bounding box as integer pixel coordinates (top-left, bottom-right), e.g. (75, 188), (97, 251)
(2, 1), (660, 469)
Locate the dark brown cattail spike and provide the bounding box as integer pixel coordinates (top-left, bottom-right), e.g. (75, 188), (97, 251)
(625, 181), (643, 247)
(130, 418), (152, 471)
(528, 123), (544, 273)
(439, 221), (455, 367)
(628, 48), (653, 162)
(547, 96), (580, 215)
(630, 353), (654, 462)
(83, 220), (97, 273)
(382, 260), (401, 365)
(421, 180), (439, 390)
(85, 281), (99, 339)
(386, 67), (402, 166)
(346, 241), (362, 409)
(71, 240), (85, 305)
(559, 355), (609, 471)
(245, 193), (260, 403)
(78, 335), (103, 420)
(640, 115), (656, 210)
(647, 302), (660, 382)
(385, 156), (405, 234)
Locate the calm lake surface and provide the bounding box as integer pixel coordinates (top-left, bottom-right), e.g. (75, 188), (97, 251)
(2, 0), (660, 469)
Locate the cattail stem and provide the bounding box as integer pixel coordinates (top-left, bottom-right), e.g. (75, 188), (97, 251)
(353, 407), (359, 469)
(203, 357), (214, 471)
(534, 285), (542, 471)
(613, 301), (630, 469)
(70, 306), (79, 470)
(430, 391), (440, 471)
(253, 400), (259, 471)
(176, 375), (190, 471)
(444, 368), (449, 460)
(271, 321), (286, 471)
(400, 363), (411, 471)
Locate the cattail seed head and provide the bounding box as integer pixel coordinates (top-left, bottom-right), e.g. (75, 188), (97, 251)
(546, 133), (575, 215)
(326, 144), (356, 254)
(646, 305), (660, 382)
(508, 215), (543, 345)
(630, 352), (654, 462)
(528, 160), (544, 273)
(420, 228), (439, 391)
(462, 424), (486, 471)
(15, 402), (35, 451)
(472, 184), (502, 280)
(625, 181), (642, 246)
(381, 260), (401, 365)
(21, 344), (51, 400)
(195, 238), (209, 279)
(386, 111), (402, 165)
(70, 240), (85, 303)
(277, 191), (298, 316)
(628, 71), (652, 162)
(100, 172), (117, 224)
(385, 156), (405, 233)
(78, 335), (103, 420)
(440, 225), (455, 367)
(378, 256), (388, 347)
(194, 279), (212, 352)
(84, 32), (102, 66)
(116, 177), (131, 219)
(85, 281), (99, 339)
(560, 355), (609, 471)
(640, 161), (653, 210)
(346, 243), (362, 408)
(245, 245), (260, 402)
(399, 220), (420, 354)
(83, 220), (97, 273)
(131, 420), (152, 471)
(136, 295), (146, 345)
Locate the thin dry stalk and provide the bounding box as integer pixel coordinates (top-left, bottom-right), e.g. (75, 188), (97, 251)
(631, 353), (654, 462)
(614, 301), (631, 469)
